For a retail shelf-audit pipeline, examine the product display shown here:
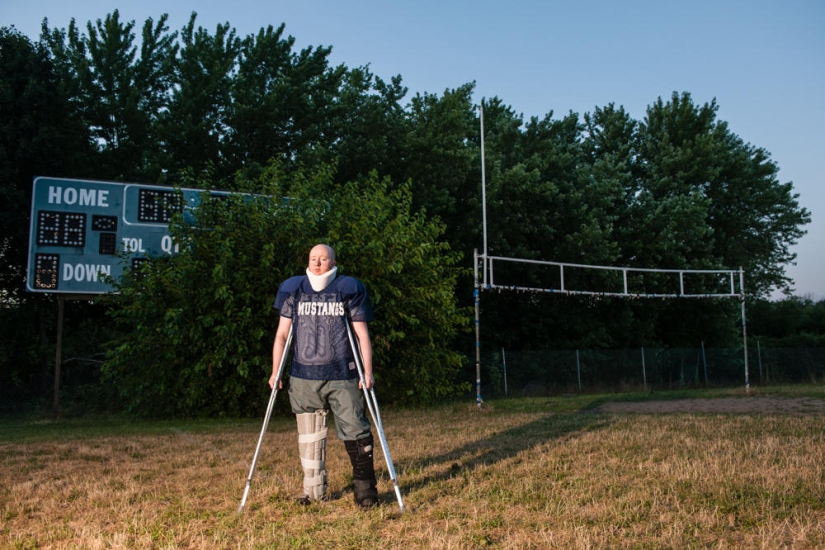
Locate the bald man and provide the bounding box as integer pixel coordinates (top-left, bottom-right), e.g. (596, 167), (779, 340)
(270, 244), (378, 509)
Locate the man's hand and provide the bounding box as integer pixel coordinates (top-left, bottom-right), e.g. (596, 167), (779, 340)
(359, 375), (375, 390)
(268, 374), (283, 390)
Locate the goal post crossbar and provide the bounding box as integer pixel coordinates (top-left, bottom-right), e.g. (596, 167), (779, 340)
(481, 254), (744, 298)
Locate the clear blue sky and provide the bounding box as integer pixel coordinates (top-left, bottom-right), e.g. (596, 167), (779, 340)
(4, 0), (823, 299)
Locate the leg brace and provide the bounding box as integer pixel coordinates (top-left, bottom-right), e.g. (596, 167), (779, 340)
(345, 435), (378, 507)
(296, 410), (328, 500)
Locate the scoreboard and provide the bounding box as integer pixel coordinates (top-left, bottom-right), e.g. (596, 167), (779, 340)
(27, 176), (223, 295)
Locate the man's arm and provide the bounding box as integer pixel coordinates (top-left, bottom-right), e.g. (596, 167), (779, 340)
(351, 321), (374, 390)
(269, 316), (293, 389)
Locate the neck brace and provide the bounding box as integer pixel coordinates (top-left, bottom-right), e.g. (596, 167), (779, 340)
(306, 266), (337, 291)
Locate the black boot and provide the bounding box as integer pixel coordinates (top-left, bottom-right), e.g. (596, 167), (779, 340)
(344, 435), (379, 509)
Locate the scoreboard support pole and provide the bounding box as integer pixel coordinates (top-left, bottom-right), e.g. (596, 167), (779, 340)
(50, 294), (97, 415)
(53, 296), (63, 415)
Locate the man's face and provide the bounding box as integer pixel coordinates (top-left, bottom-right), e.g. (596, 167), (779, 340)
(308, 245), (335, 275)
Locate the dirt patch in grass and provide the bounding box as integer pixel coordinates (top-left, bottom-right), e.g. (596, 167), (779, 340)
(596, 396), (825, 415)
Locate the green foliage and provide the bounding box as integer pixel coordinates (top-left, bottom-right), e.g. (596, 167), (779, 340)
(748, 296), (825, 347)
(404, 84), (479, 244)
(40, 11), (177, 181)
(227, 24), (346, 178)
(101, 164), (470, 417)
(636, 93), (810, 294)
(158, 15), (241, 182)
(1, 12), (813, 413)
(330, 69), (409, 184)
(0, 26), (92, 295)
(0, 27), (101, 413)
(322, 174), (472, 403)
(476, 92), (810, 352)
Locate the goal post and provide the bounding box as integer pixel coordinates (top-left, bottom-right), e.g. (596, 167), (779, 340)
(472, 250), (750, 406)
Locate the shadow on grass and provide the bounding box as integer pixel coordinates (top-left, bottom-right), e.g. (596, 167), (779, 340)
(396, 407), (612, 502)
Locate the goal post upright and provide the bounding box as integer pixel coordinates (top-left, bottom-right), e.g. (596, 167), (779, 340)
(474, 249), (483, 407)
(480, 102), (488, 264)
(740, 267), (750, 393)
(475, 101), (489, 408)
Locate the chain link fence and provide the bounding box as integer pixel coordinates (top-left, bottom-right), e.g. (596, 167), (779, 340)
(3, 346), (824, 413)
(477, 346), (825, 398)
(0, 353), (108, 414)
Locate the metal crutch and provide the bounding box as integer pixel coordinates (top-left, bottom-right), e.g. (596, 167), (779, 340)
(238, 324), (294, 513)
(344, 319), (406, 513)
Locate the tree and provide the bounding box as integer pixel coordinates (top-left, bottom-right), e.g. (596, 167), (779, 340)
(226, 24), (346, 178)
(582, 103), (642, 266)
(0, 26), (96, 406)
(634, 93), (718, 271)
(323, 173), (471, 404)
(102, 163), (469, 417)
(326, 68), (409, 186)
(41, 10), (177, 182)
(404, 84), (480, 257)
(0, 26), (92, 295)
(638, 92), (810, 296)
(749, 296), (825, 345)
(4, 8), (813, 408)
(477, 92), (811, 355)
(158, 14), (241, 184)
(477, 100), (633, 351)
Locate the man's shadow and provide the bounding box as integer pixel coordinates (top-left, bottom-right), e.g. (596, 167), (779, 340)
(382, 404), (613, 506)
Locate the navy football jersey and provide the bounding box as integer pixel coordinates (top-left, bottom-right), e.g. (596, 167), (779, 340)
(274, 275), (374, 380)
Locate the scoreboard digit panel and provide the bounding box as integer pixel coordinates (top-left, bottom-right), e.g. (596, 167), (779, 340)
(137, 188), (184, 223)
(36, 211), (86, 247)
(92, 215), (118, 231)
(33, 253), (60, 290)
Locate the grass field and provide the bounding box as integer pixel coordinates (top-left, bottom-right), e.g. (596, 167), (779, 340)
(2, 386), (824, 549)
